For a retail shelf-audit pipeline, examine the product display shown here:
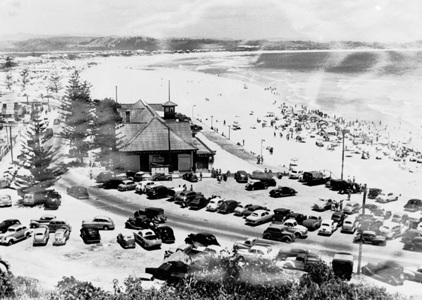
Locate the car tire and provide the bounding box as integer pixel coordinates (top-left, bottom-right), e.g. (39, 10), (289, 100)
(263, 233), (272, 240)
(295, 232), (301, 238)
(7, 240), (13, 246)
(103, 226), (109, 230)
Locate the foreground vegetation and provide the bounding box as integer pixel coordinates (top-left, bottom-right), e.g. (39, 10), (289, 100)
(0, 256), (408, 300)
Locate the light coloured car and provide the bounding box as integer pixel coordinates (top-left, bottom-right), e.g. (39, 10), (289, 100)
(134, 229), (162, 249)
(234, 203), (252, 216)
(82, 216), (115, 230)
(379, 222), (407, 239)
(33, 226), (50, 246)
(0, 224), (31, 245)
(341, 216), (358, 233)
(313, 198), (334, 211)
(289, 169), (302, 179)
(53, 227), (71, 246)
(206, 196), (224, 212)
(343, 201), (361, 214)
(135, 180), (159, 193)
(0, 194), (12, 207)
(318, 219), (336, 236)
(245, 210), (274, 225)
(117, 180), (137, 191)
(376, 192), (399, 203)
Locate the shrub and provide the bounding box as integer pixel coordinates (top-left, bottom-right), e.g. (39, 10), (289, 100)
(49, 276), (110, 300)
(0, 272), (15, 299)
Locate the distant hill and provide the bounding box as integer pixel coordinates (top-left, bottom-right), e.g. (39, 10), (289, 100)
(0, 35), (421, 53)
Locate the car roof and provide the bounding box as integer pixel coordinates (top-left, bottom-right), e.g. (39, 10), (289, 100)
(94, 215), (111, 219)
(253, 209), (268, 214)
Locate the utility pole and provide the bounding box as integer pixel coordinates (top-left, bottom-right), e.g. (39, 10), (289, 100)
(341, 129), (346, 180)
(228, 125), (231, 140)
(261, 139), (265, 158)
(115, 86), (118, 103)
(357, 184), (367, 275)
(211, 116), (213, 129)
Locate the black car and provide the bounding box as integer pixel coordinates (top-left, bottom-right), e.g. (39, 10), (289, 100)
(96, 171), (115, 183)
(242, 204), (268, 217)
(102, 178), (124, 189)
(234, 170), (249, 183)
(269, 186), (297, 197)
(245, 180), (268, 191)
(331, 212), (347, 227)
(262, 225), (296, 243)
(146, 186), (170, 199)
(217, 200), (240, 214)
(287, 212), (308, 225)
(151, 173), (172, 181)
(401, 229), (422, 244)
(404, 237), (422, 252)
(272, 208), (293, 224)
(66, 186), (89, 199)
(44, 197), (61, 210)
(0, 219), (21, 233)
(361, 261), (404, 286)
(404, 199), (422, 212)
(182, 173), (198, 182)
(145, 261), (189, 283)
(184, 232), (220, 248)
(156, 226), (175, 244)
(188, 195), (209, 210)
(80, 226), (101, 244)
(368, 188), (382, 199)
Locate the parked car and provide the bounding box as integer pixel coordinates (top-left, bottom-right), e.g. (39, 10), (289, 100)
(0, 224), (31, 245)
(404, 237), (422, 252)
(0, 194), (12, 207)
(151, 173), (172, 181)
(95, 171), (115, 183)
(341, 216), (358, 233)
(206, 196), (224, 212)
(262, 225), (296, 243)
(135, 229), (162, 249)
(368, 188), (382, 199)
(403, 266), (422, 282)
(133, 172), (151, 182)
(242, 205), (269, 217)
(188, 195), (209, 210)
(302, 216), (322, 231)
(53, 227), (71, 246)
(286, 212), (308, 225)
(401, 229), (422, 244)
(82, 216), (115, 230)
(245, 179), (267, 191)
(376, 192), (399, 203)
(146, 185), (171, 199)
(135, 180), (160, 194)
(288, 169), (302, 179)
(66, 186), (89, 199)
(343, 201), (361, 214)
(313, 198), (334, 211)
(184, 232), (220, 248)
(234, 203), (252, 216)
(217, 200), (240, 214)
(391, 212), (409, 224)
(245, 210), (274, 225)
(182, 173), (198, 182)
(269, 186), (297, 198)
(361, 261), (404, 286)
(379, 222), (408, 239)
(332, 252), (354, 281)
(404, 199), (422, 212)
(103, 178), (125, 190)
(117, 180), (137, 191)
(318, 219), (337, 236)
(80, 226), (101, 244)
(331, 212), (347, 227)
(0, 219), (21, 233)
(272, 208), (294, 224)
(155, 226), (175, 244)
(353, 230), (387, 246)
(30, 214), (57, 228)
(175, 191), (199, 206)
(117, 233), (136, 249)
(33, 226), (50, 246)
(234, 170), (249, 183)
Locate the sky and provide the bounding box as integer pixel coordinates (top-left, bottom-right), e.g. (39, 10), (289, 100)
(1, 0), (422, 42)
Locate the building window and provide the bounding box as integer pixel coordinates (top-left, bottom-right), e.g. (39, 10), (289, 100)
(125, 111), (130, 123)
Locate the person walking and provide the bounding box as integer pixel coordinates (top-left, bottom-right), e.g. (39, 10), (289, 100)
(199, 172), (203, 181)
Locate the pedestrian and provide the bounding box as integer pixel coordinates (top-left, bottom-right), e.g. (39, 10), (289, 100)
(218, 169), (222, 175)
(274, 132), (276, 137)
(339, 200), (343, 211)
(190, 184), (193, 191)
(217, 175), (221, 184)
(264, 168), (268, 173)
(199, 172), (203, 181)
(243, 139), (245, 146)
(183, 184), (187, 191)
(261, 156), (264, 163)
(257, 155), (261, 164)
(347, 190), (351, 201)
(89, 169), (93, 180)
(223, 174), (227, 181)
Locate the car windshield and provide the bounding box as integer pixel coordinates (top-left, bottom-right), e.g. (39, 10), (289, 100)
(7, 228), (16, 232)
(35, 232), (44, 236)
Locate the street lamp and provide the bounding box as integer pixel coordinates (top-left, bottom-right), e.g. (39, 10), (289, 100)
(211, 116), (213, 129)
(261, 139), (265, 158)
(228, 125), (231, 140)
(192, 105), (196, 119)
(340, 129), (348, 180)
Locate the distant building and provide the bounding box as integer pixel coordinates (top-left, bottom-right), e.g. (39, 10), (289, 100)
(116, 99), (215, 173)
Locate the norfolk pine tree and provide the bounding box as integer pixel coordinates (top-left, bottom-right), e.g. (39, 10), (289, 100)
(59, 70), (95, 164)
(48, 70), (63, 94)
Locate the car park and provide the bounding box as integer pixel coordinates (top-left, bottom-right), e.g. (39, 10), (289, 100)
(234, 170), (249, 183)
(353, 230), (386, 246)
(205, 196), (224, 212)
(0, 194), (12, 207)
(318, 219), (337, 236)
(116, 233), (136, 249)
(0, 219), (21, 233)
(343, 201), (361, 214)
(245, 210), (274, 225)
(182, 173), (198, 182)
(53, 227), (71, 246)
(66, 186), (89, 199)
(82, 216), (115, 230)
(404, 199), (422, 212)
(269, 186), (297, 197)
(80, 226), (101, 244)
(302, 216), (322, 231)
(184, 233), (220, 248)
(376, 192), (399, 203)
(33, 226), (50, 246)
(312, 198), (334, 211)
(117, 179), (137, 191)
(217, 200), (239, 214)
(245, 179), (267, 191)
(151, 173), (172, 181)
